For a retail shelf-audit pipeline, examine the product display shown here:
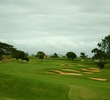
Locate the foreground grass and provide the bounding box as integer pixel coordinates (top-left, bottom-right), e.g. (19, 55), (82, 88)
(0, 73), (69, 100)
(0, 59), (110, 100)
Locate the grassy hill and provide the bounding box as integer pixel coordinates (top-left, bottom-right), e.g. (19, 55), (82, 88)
(0, 58), (110, 100)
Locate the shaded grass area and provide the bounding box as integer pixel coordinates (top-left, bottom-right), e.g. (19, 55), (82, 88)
(0, 59), (110, 100)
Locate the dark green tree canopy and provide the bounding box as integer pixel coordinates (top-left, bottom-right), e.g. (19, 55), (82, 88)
(0, 42), (29, 62)
(98, 35), (110, 53)
(0, 42), (14, 54)
(91, 48), (106, 60)
(12, 49), (29, 62)
(36, 51), (45, 59)
(0, 42), (15, 61)
(80, 52), (87, 58)
(66, 52), (77, 60)
(92, 35), (110, 60)
(13, 50), (25, 59)
(51, 53), (59, 58)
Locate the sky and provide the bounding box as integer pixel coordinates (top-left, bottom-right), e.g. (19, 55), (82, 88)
(0, 0), (110, 57)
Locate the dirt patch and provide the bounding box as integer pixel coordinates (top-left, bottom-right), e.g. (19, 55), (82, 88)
(89, 77), (107, 81)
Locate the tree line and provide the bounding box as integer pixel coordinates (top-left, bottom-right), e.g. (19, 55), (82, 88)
(0, 35), (110, 65)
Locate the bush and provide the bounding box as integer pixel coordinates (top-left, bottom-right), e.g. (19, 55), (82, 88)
(97, 62), (105, 68)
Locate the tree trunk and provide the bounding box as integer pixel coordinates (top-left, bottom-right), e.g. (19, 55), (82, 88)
(0, 54), (2, 61)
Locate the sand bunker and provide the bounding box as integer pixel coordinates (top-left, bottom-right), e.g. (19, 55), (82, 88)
(46, 67), (108, 82)
(60, 64), (65, 66)
(46, 67), (101, 76)
(83, 72), (93, 74)
(60, 64), (72, 66)
(81, 68), (100, 73)
(61, 69), (80, 73)
(89, 77), (107, 81)
(48, 70), (82, 76)
(78, 64), (85, 66)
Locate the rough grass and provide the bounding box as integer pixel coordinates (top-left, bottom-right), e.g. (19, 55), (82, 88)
(0, 58), (110, 100)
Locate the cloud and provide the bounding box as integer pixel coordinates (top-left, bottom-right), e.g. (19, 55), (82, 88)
(0, 0), (110, 57)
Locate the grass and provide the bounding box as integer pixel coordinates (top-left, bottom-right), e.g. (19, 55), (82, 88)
(0, 58), (110, 100)
(0, 73), (69, 100)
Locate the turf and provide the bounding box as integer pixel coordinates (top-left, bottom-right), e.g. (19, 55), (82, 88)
(0, 58), (110, 100)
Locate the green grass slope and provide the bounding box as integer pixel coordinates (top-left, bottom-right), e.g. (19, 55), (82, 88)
(0, 59), (110, 100)
(0, 73), (69, 100)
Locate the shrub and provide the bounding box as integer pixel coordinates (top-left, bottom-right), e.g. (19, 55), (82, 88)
(97, 62), (105, 68)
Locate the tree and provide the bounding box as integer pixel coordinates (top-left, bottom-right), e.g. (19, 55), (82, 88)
(0, 42), (29, 62)
(98, 35), (110, 59)
(12, 50), (29, 62)
(92, 35), (110, 60)
(36, 51), (45, 60)
(91, 35), (110, 68)
(91, 48), (106, 61)
(0, 42), (14, 61)
(51, 53), (59, 58)
(0, 48), (3, 61)
(16, 50), (25, 60)
(66, 52), (77, 60)
(80, 52), (87, 58)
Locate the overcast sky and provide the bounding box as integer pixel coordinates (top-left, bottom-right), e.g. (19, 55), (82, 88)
(0, 0), (110, 57)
